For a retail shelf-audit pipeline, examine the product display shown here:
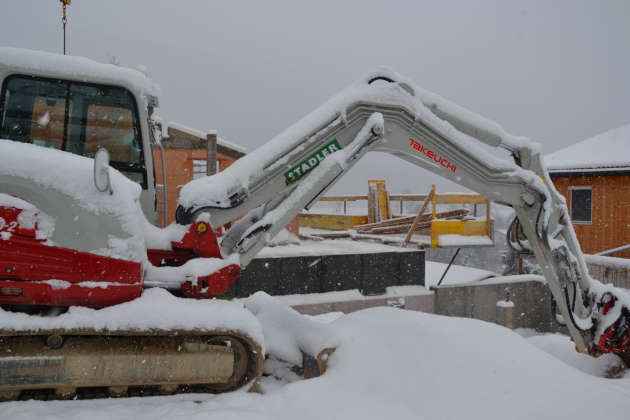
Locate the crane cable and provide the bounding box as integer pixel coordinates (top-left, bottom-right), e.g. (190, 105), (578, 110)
(59, 0), (71, 55)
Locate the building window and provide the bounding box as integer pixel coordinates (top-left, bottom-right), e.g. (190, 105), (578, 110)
(192, 159), (207, 179)
(570, 186), (592, 223)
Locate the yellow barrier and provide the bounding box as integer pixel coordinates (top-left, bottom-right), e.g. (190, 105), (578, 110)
(430, 220), (490, 247)
(298, 214), (369, 230)
(304, 182), (494, 248)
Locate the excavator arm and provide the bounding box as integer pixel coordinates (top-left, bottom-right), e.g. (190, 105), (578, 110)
(173, 69), (629, 357)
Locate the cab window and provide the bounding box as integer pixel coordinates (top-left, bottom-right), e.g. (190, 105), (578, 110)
(0, 75), (146, 187)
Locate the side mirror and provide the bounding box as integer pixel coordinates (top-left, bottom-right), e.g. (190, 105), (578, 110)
(94, 147), (113, 194)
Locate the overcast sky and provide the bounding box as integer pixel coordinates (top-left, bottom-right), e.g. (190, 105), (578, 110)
(2, 1), (629, 194)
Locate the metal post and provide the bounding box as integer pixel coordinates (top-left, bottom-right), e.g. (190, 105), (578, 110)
(437, 247), (461, 286)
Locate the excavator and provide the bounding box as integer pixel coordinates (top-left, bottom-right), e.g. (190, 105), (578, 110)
(0, 47), (629, 400)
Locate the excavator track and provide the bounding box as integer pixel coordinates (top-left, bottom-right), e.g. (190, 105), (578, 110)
(0, 328), (263, 401)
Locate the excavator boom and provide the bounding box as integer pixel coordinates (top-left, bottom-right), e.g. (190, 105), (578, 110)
(176, 69), (628, 355)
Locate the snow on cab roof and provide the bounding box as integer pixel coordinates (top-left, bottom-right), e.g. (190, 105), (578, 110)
(0, 47), (160, 102)
(546, 123), (630, 173)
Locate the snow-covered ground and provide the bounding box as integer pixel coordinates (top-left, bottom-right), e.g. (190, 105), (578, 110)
(3, 293), (629, 420)
(258, 235), (418, 258)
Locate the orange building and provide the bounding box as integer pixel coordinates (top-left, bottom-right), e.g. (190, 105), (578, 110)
(153, 122), (246, 226)
(547, 124), (630, 258)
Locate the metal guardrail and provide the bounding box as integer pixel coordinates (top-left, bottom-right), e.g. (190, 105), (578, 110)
(318, 193), (488, 217)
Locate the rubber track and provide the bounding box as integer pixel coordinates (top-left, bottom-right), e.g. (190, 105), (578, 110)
(0, 328), (263, 401)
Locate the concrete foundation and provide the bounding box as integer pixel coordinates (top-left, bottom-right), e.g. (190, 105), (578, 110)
(288, 288), (434, 316)
(432, 278), (565, 333)
(237, 248), (568, 337)
(233, 250), (425, 298)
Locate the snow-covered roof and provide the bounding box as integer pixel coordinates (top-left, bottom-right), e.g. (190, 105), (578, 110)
(166, 121), (248, 154)
(218, 137), (248, 154)
(167, 121), (206, 139)
(546, 123), (630, 173)
(0, 47), (160, 102)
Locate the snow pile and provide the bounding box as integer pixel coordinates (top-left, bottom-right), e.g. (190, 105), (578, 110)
(244, 291), (339, 365)
(0, 288), (263, 346)
(526, 333), (625, 378)
(546, 123), (630, 172)
(5, 305), (630, 420)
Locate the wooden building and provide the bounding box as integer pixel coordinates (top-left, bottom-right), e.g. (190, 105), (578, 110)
(153, 122), (247, 226)
(546, 124), (630, 258)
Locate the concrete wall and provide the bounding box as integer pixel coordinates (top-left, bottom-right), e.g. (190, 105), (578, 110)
(432, 279), (565, 333)
(234, 250), (425, 298)
(292, 293), (434, 316)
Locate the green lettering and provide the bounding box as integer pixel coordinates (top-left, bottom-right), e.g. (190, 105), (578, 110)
(283, 138), (343, 184)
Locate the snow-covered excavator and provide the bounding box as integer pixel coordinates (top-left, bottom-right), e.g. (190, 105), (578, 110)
(1, 47), (629, 400)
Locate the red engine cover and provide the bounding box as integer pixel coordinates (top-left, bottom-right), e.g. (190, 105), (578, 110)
(0, 205), (142, 307)
(1, 205), (241, 308)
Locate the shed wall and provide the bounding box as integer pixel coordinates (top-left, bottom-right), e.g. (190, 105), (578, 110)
(551, 175), (630, 258)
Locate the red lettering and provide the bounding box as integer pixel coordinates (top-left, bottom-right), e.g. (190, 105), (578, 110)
(408, 137), (457, 172)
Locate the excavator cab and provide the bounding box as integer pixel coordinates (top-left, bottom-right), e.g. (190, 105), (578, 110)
(0, 75), (146, 186)
(0, 48), (161, 222)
